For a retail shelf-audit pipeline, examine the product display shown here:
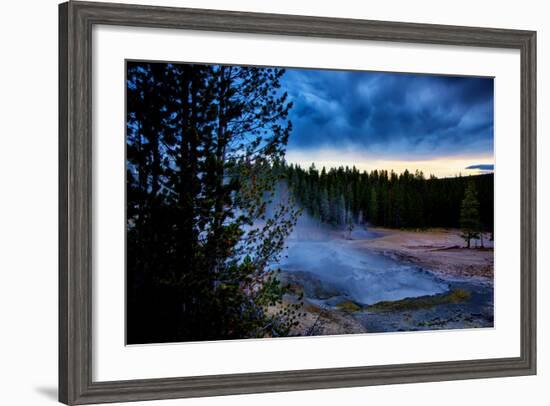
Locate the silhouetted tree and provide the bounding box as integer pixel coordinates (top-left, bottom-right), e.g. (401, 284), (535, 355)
(460, 182), (481, 248)
(126, 62), (301, 344)
(283, 163), (493, 232)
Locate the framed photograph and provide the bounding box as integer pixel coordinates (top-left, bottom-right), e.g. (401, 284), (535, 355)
(59, 1), (536, 404)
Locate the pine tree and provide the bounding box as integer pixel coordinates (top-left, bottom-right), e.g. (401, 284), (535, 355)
(339, 194), (346, 225)
(369, 186), (378, 225)
(284, 163), (493, 233)
(459, 182), (481, 248)
(126, 62), (301, 343)
(319, 187), (330, 223)
(346, 213), (354, 239)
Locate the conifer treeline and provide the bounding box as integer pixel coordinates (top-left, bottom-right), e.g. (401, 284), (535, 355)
(281, 163), (493, 231)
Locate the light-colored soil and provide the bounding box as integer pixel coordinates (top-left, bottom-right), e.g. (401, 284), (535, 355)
(266, 294), (367, 337)
(284, 296), (367, 336)
(357, 228), (494, 280)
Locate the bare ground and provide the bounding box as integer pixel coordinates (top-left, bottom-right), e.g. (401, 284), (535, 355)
(284, 296), (368, 336)
(357, 227), (494, 280)
(276, 227), (494, 336)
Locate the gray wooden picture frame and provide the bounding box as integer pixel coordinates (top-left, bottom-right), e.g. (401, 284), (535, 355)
(59, 1), (537, 404)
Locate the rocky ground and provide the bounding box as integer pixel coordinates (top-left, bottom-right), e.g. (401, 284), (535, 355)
(278, 227), (494, 336)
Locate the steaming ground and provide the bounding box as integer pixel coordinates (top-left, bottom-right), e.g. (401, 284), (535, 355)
(280, 233), (449, 305)
(273, 215), (494, 335)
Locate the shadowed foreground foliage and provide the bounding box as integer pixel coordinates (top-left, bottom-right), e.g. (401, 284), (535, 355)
(126, 61), (301, 344)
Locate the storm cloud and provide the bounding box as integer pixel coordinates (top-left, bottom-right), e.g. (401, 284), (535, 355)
(465, 164), (494, 171)
(281, 69), (494, 160)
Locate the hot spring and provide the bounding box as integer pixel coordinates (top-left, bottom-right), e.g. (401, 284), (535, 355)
(278, 228), (449, 306)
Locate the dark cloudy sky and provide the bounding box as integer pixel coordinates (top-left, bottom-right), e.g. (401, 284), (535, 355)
(281, 68), (494, 178)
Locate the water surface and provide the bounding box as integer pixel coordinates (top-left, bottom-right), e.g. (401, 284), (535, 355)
(279, 229), (449, 305)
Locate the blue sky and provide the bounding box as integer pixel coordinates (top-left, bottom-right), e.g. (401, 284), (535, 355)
(281, 68), (494, 177)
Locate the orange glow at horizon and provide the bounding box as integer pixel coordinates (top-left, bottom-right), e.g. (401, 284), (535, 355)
(285, 149), (494, 179)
